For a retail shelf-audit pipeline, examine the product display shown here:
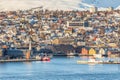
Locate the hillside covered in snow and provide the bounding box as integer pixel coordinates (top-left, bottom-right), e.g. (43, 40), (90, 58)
(0, 0), (120, 11)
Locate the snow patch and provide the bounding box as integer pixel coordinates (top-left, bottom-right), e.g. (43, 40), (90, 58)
(0, 0), (120, 11)
(116, 6), (120, 10)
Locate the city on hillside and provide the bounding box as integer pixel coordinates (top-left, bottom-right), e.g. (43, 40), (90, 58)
(0, 1), (120, 80)
(0, 6), (120, 60)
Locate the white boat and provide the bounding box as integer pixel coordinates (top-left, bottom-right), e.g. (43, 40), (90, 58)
(67, 52), (75, 56)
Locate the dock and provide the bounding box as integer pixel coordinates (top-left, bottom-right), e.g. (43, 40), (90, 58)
(77, 60), (120, 64)
(0, 59), (41, 63)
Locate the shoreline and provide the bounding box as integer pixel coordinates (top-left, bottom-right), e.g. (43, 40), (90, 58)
(0, 55), (119, 63)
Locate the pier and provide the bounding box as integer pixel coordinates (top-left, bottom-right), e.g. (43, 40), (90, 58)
(0, 59), (41, 63)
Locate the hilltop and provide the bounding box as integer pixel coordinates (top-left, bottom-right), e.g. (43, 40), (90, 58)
(0, 0), (120, 11)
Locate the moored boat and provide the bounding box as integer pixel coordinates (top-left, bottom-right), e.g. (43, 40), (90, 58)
(41, 56), (50, 61)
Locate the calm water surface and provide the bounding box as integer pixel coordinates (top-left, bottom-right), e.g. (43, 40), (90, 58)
(0, 57), (120, 80)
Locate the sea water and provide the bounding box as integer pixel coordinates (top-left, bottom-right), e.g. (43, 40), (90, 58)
(0, 57), (120, 80)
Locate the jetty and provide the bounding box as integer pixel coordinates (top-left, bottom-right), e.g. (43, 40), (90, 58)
(77, 60), (120, 64)
(0, 59), (41, 63)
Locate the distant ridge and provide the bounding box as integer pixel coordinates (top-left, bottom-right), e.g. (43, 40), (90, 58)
(0, 0), (120, 11)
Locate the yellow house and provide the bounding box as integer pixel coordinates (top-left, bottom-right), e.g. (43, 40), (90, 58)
(89, 48), (96, 55)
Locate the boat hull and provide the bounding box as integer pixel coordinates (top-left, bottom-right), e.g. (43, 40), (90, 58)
(41, 57), (50, 61)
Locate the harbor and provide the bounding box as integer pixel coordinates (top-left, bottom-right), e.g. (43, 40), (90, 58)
(0, 0), (120, 80)
(0, 57), (120, 80)
(0, 4), (120, 65)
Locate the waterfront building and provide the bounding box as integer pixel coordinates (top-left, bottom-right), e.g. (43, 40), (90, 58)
(99, 48), (105, 55)
(81, 48), (88, 55)
(3, 49), (25, 59)
(89, 48), (96, 55)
